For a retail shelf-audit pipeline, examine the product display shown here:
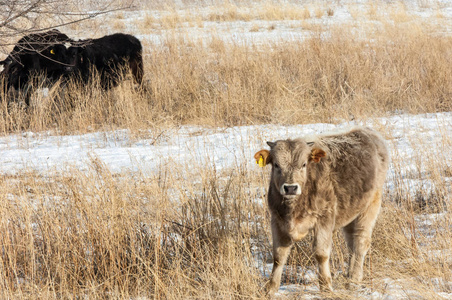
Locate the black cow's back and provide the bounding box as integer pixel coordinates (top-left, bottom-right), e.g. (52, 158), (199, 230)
(70, 33), (143, 89)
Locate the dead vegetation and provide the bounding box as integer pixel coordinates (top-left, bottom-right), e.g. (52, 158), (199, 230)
(0, 0), (451, 298)
(0, 132), (450, 298)
(1, 22), (452, 134)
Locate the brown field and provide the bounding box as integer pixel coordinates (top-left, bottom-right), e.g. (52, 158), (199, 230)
(2, 24), (452, 134)
(0, 0), (451, 298)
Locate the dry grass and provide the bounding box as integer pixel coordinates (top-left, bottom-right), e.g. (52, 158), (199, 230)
(207, 3), (252, 22)
(0, 125), (450, 298)
(135, 12), (159, 33)
(0, 157), (269, 299)
(366, 2), (380, 20)
(112, 19), (126, 31)
(256, 3), (312, 21)
(314, 7), (324, 19)
(144, 2), (313, 25)
(1, 23), (452, 134)
(160, 9), (185, 30)
(250, 23), (260, 32)
(389, 2), (412, 23)
(1, 1), (452, 298)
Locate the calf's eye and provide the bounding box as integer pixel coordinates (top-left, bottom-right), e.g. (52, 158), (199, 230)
(302, 163), (307, 168)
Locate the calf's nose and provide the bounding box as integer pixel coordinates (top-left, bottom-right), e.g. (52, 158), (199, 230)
(282, 184), (299, 195)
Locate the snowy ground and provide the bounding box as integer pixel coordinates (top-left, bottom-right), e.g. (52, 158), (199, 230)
(0, 112), (450, 179)
(1, 112), (451, 299)
(77, 0), (452, 47)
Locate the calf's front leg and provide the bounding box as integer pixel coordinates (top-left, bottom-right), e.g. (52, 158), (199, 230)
(266, 221), (293, 297)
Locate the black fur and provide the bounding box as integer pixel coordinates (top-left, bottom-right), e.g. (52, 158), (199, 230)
(0, 29), (72, 104)
(67, 33), (143, 89)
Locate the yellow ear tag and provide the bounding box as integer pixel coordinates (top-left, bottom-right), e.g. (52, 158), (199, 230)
(50, 49), (55, 55)
(257, 155), (265, 167)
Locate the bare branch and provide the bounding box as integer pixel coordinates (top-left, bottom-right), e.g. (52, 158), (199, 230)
(0, 0), (135, 53)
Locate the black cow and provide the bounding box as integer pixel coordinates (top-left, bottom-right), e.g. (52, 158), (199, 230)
(0, 29), (73, 105)
(67, 33), (143, 89)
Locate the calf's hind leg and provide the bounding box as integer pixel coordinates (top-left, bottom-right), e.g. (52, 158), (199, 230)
(343, 190), (382, 284)
(313, 220), (334, 291)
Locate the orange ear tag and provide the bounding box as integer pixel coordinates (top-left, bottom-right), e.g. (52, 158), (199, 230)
(50, 49), (55, 55)
(257, 155), (265, 167)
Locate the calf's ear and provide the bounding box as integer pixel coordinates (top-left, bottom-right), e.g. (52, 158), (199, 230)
(310, 148), (326, 163)
(254, 150), (271, 167)
(267, 141), (276, 148)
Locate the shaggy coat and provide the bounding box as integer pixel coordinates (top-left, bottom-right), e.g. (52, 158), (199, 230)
(66, 33), (143, 89)
(254, 127), (389, 296)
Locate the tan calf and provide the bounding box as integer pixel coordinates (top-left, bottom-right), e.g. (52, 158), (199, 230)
(255, 127), (389, 296)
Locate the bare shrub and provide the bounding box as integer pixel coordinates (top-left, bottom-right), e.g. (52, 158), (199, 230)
(0, 0), (132, 52)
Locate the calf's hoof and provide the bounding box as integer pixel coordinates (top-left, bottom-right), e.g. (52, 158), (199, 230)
(264, 281), (279, 299)
(345, 281), (365, 291)
(319, 278), (333, 292)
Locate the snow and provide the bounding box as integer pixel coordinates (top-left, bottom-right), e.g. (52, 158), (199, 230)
(1, 113), (450, 179)
(63, 0), (452, 47)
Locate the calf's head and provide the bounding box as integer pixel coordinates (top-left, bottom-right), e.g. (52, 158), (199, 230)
(255, 139), (326, 199)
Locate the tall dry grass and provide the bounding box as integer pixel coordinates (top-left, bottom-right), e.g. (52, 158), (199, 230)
(1, 22), (452, 134)
(0, 126), (450, 298)
(0, 157), (268, 299)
